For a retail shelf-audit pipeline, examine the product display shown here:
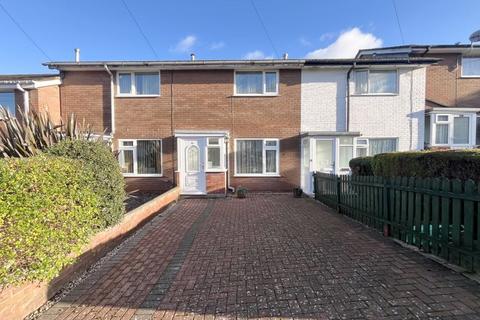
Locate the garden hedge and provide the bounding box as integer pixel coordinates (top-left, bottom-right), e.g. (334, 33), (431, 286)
(349, 156), (374, 176)
(47, 140), (126, 228)
(350, 150), (480, 181)
(0, 155), (100, 285)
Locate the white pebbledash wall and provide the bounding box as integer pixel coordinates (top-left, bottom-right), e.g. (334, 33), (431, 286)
(301, 67), (427, 151)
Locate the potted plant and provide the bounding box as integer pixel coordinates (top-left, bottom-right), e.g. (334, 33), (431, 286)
(293, 187), (303, 198)
(236, 186), (248, 198)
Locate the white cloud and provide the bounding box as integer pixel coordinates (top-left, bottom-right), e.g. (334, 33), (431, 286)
(210, 41), (225, 50)
(305, 28), (382, 59)
(243, 50), (274, 60)
(171, 35), (197, 53)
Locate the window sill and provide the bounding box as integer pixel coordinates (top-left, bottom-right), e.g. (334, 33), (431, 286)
(234, 174), (281, 178)
(122, 174), (163, 178)
(233, 94), (279, 97)
(116, 94), (160, 98)
(460, 76), (480, 79)
(351, 93), (398, 97)
(206, 169), (227, 173)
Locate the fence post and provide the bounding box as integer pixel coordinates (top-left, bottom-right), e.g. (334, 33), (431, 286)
(383, 177), (390, 237)
(336, 175), (341, 213)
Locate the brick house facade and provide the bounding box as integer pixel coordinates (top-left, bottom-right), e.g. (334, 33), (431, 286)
(48, 62), (302, 194)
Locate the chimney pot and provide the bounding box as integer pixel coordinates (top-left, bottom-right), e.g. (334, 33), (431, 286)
(190, 53), (196, 61)
(283, 52), (288, 60)
(74, 48), (80, 63)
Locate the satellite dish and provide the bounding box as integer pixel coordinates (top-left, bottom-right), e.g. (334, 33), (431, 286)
(469, 30), (480, 43)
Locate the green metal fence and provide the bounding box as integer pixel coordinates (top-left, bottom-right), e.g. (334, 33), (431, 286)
(314, 172), (480, 272)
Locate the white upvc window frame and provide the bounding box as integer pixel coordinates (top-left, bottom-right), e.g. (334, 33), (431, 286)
(116, 71), (161, 97)
(205, 137), (226, 172)
(234, 138), (280, 177)
(353, 68), (399, 95)
(461, 56), (480, 78)
(430, 113), (476, 147)
(353, 137), (399, 156)
(338, 137), (355, 172)
(233, 70), (279, 96)
(118, 139), (163, 177)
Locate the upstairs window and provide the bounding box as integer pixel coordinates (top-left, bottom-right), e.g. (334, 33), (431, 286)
(235, 71), (278, 95)
(117, 72), (160, 96)
(0, 91), (16, 116)
(354, 70), (397, 94)
(462, 57), (480, 77)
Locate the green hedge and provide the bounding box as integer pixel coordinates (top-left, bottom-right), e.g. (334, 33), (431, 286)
(47, 140), (126, 228)
(349, 157), (374, 176)
(350, 150), (480, 180)
(372, 150), (480, 180)
(0, 155), (100, 285)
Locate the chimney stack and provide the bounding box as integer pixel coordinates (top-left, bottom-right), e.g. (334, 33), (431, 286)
(190, 53), (196, 61)
(74, 48), (80, 63)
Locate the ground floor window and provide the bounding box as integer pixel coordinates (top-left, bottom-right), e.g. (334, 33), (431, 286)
(429, 113), (475, 147)
(235, 139), (279, 176)
(355, 138), (397, 157)
(207, 137), (222, 170)
(118, 139), (162, 176)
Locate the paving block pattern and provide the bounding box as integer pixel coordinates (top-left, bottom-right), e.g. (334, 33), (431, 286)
(38, 195), (480, 320)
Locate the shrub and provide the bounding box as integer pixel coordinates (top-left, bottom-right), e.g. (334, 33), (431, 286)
(371, 150), (480, 180)
(47, 140), (126, 228)
(0, 155), (100, 285)
(0, 106), (94, 158)
(349, 156), (374, 176)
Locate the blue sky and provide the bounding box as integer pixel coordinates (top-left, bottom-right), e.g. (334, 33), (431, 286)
(1, 0), (479, 74)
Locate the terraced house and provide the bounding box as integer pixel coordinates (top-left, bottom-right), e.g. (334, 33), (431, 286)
(43, 53), (437, 195)
(357, 44), (480, 149)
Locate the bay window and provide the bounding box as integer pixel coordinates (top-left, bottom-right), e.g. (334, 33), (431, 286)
(235, 71), (278, 95)
(235, 139), (279, 176)
(462, 57), (480, 77)
(117, 71), (160, 96)
(354, 69), (398, 94)
(119, 139), (162, 176)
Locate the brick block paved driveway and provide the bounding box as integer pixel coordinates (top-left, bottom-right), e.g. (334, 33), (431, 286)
(39, 194), (480, 320)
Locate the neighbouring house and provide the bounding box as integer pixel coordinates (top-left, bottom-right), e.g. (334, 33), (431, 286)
(357, 44), (480, 149)
(45, 59), (303, 195)
(0, 74), (61, 123)
(299, 57), (437, 194)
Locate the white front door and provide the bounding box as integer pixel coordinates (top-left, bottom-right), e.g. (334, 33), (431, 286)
(181, 138), (206, 194)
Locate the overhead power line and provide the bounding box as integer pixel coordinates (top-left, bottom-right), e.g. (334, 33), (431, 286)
(250, 0), (280, 59)
(0, 1), (52, 60)
(391, 0), (405, 44)
(120, 0), (158, 59)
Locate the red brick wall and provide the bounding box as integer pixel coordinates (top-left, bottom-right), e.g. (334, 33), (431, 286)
(60, 71), (111, 132)
(32, 86), (62, 124)
(206, 172), (226, 194)
(425, 53), (480, 108)
(59, 69), (301, 192)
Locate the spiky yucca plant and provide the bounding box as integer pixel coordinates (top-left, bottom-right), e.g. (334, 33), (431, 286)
(0, 106), (96, 158)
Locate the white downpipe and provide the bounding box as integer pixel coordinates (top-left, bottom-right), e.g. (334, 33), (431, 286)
(15, 84), (29, 114)
(103, 64), (115, 135)
(226, 135), (235, 193)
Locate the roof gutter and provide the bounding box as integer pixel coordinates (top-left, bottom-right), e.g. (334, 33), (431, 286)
(103, 64), (115, 135)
